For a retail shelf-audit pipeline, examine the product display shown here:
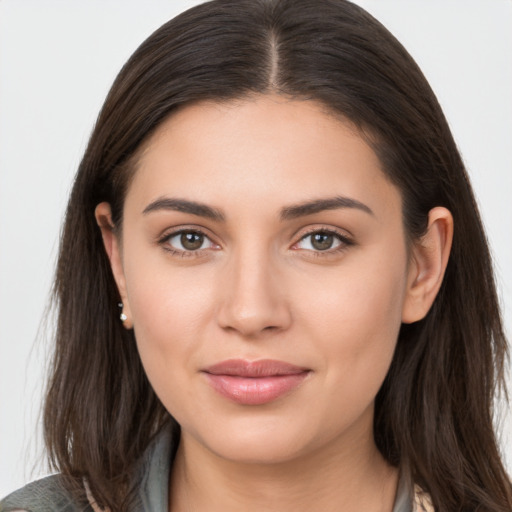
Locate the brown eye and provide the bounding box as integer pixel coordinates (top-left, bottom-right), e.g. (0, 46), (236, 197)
(180, 232), (204, 250)
(165, 230), (213, 252)
(294, 230), (350, 253)
(311, 232), (335, 251)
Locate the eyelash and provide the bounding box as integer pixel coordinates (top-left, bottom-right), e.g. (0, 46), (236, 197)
(293, 228), (354, 254)
(158, 228), (218, 258)
(157, 227), (354, 258)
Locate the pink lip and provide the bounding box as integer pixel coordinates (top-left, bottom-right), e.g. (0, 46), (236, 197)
(202, 359), (310, 405)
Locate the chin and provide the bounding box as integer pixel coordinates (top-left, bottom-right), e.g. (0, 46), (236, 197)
(181, 411), (348, 467)
(206, 433), (311, 465)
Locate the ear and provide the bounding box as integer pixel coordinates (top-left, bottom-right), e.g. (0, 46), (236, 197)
(402, 207), (453, 324)
(95, 202), (133, 329)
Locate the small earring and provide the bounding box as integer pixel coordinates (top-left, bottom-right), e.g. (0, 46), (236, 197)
(118, 302), (127, 322)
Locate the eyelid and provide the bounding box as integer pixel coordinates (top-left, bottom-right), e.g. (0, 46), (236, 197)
(157, 225), (220, 255)
(156, 224), (354, 257)
(291, 226), (355, 252)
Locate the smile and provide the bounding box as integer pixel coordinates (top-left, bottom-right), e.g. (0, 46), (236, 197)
(202, 359), (311, 405)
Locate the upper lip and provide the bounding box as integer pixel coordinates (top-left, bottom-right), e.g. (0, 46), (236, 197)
(203, 359), (309, 377)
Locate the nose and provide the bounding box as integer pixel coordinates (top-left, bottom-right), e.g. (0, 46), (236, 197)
(216, 248), (292, 338)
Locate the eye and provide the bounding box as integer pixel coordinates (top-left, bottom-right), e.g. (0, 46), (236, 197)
(294, 230), (352, 252)
(163, 230), (216, 253)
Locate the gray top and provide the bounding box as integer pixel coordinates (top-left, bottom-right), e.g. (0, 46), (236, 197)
(0, 428), (413, 512)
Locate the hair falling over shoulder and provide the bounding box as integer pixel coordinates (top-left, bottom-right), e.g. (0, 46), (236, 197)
(43, 1), (511, 510)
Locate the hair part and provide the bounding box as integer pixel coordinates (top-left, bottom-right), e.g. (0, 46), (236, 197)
(44, 1), (511, 510)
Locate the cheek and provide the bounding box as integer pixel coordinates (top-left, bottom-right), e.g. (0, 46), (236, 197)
(295, 248), (408, 391)
(123, 257), (217, 396)
(299, 247), (406, 331)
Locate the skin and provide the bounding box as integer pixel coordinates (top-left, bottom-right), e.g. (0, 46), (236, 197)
(96, 94), (453, 512)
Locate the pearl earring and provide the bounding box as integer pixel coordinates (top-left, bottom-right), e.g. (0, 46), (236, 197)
(118, 302), (127, 322)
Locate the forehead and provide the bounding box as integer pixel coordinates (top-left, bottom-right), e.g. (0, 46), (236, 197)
(125, 94), (400, 219)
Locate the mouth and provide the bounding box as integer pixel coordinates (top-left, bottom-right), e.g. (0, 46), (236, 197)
(202, 359), (311, 405)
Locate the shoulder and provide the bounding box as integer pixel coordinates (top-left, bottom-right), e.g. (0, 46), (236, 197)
(0, 475), (92, 512)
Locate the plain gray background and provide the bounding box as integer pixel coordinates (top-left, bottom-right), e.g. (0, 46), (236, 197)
(1, 0), (511, 497)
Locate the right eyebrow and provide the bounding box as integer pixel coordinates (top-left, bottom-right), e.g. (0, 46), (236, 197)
(142, 197), (225, 222)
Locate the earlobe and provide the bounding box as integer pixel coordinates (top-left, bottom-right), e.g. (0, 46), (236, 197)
(95, 202), (133, 329)
(401, 207), (453, 324)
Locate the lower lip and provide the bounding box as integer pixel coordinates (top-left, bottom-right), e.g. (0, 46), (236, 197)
(204, 373), (310, 405)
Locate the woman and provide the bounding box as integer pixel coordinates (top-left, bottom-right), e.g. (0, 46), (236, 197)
(1, 0), (510, 511)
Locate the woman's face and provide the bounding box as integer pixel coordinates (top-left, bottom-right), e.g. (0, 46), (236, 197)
(106, 95), (420, 464)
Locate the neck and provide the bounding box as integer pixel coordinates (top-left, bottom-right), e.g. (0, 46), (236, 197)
(169, 419), (399, 512)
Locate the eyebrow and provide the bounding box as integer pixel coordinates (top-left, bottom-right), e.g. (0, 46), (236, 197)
(142, 195), (373, 222)
(142, 197), (225, 221)
(280, 196), (374, 220)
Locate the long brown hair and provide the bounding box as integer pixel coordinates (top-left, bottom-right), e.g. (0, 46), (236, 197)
(44, 0), (511, 510)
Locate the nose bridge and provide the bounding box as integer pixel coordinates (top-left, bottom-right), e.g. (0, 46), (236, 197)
(217, 239), (290, 336)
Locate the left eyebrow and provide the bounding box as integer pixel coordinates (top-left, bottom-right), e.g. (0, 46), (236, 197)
(280, 196), (374, 220)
